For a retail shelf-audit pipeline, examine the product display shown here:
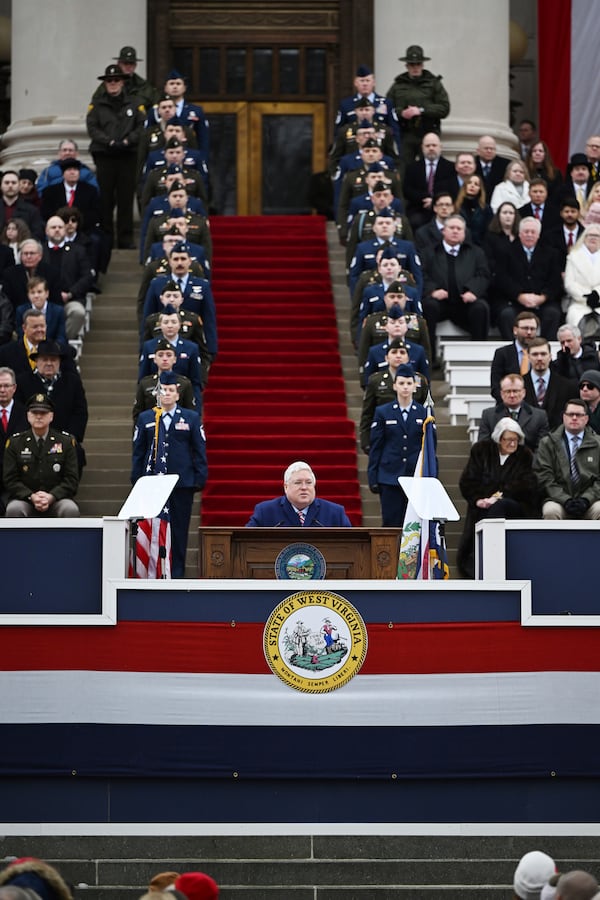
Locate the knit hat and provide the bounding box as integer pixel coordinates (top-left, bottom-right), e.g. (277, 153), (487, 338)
(174, 872), (219, 900)
(513, 851), (556, 900)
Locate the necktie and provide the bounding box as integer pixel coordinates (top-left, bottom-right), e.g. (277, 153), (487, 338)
(520, 349), (529, 376)
(483, 163), (490, 178)
(427, 162), (435, 194)
(570, 436), (581, 484)
(67, 188), (75, 208)
(298, 510), (305, 526)
(533, 206), (541, 220)
(536, 376), (546, 405)
(401, 409), (408, 421)
(576, 186), (585, 207)
(451, 246), (459, 256)
(567, 230), (574, 248)
(162, 412), (171, 431)
(509, 409), (519, 421)
(177, 278), (184, 293)
(1, 408), (7, 432)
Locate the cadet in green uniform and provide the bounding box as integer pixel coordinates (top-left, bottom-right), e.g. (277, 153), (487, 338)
(4, 393), (79, 517)
(387, 45), (450, 165)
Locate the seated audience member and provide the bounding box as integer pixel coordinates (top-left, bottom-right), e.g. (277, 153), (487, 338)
(402, 132), (457, 229)
(525, 140), (563, 199)
(174, 871), (219, 900)
(43, 215), (93, 339)
(0, 366), (27, 514)
(246, 460), (352, 527)
(581, 182), (600, 223)
(421, 214), (490, 357)
(540, 197), (584, 269)
(359, 338), (429, 452)
(475, 134), (511, 196)
(453, 151), (477, 194)
(368, 364), (431, 526)
(458, 418), (535, 578)
(0, 308), (69, 376)
(490, 311), (539, 401)
(15, 276), (67, 343)
(563, 226), (600, 327)
(551, 324), (600, 380)
(414, 192), (455, 253)
(455, 173), (493, 246)
(579, 370), (600, 434)
(479, 374), (549, 451)
(519, 177), (561, 233)
(489, 159), (530, 213)
(362, 307), (429, 386)
(493, 216), (562, 341)
(483, 201), (520, 272)
(554, 871), (598, 900)
(512, 851), (556, 900)
(0, 288), (13, 346)
(0, 170), (44, 238)
(2, 238), (62, 312)
(18, 167), (41, 209)
(523, 337), (577, 429)
(534, 399), (600, 520)
(16, 338), (88, 471)
(561, 152), (591, 208)
(40, 158), (102, 231)
(36, 138), (99, 195)
(3, 392), (80, 517)
(0, 217), (30, 265)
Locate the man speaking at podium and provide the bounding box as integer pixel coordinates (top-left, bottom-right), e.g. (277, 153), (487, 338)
(246, 460), (352, 527)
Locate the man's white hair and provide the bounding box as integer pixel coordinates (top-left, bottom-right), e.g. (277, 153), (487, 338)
(284, 461), (316, 484)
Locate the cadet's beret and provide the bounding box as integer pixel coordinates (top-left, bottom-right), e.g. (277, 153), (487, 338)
(160, 304), (178, 316)
(171, 241), (191, 254)
(27, 392), (54, 412)
(166, 164), (183, 175)
(155, 338), (175, 353)
(165, 69), (185, 81)
(362, 138), (379, 149)
(165, 138), (183, 150)
(387, 306), (406, 321)
(388, 339), (408, 352)
(166, 116), (185, 128)
(168, 180), (186, 194)
(372, 180), (390, 192)
(159, 371), (180, 385)
(395, 363), (415, 379)
(386, 281), (406, 294)
(356, 119), (373, 130)
(356, 65), (373, 77)
(354, 96), (374, 108)
(367, 162), (384, 174)
(162, 280), (181, 293)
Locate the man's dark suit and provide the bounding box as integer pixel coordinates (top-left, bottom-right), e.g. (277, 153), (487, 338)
(246, 495), (352, 527)
(541, 223), (584, 268)
(0, 244), (17, 278)
(415, 218), (445, 253)
(403, 156), (457, 227)
(15, 302), (67, 343)
(40, 181), (102, 233)
(476, 155), (511, 196)
(15, 369), (88, 444)
(518, 201), (561, 233)
(42, 242), (93, 301)
(478, 402), (549, 451)
(0, 199), (43, 239)
(490, 342), (527, 402)
(0, 398), (28, 511)
(523, 371), (577, 430)
(0, 339), (76, 379)
(494, 241), (563, 340)
(2, 263), (62, 311)
(421, 239), (491, 350)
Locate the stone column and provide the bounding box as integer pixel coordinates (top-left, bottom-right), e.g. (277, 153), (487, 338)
(1, 0), (147, 169)
(374, 0), (517, 158)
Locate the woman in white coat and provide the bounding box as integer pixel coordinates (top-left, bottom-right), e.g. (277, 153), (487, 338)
(564, 226), (600, 326)
(489, 159), (530, 213)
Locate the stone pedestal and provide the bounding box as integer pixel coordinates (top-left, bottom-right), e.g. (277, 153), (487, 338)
(1, 0), (146, 169)
(374, 0), (518, 158)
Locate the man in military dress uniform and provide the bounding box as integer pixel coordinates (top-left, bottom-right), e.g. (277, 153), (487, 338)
(386, 45), (450, 164)
(86, 64), (146, 249)
(3, 393), (80, 517)
(131, 371), (207, 578)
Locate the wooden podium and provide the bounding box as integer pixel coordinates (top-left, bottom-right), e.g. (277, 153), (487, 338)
(197, 527), (400, 579)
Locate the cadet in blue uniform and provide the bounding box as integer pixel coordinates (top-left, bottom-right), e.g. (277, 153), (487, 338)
(368, 364), (433, 525)
(246, 460), (352, 527)
(131, 371), (207, 578)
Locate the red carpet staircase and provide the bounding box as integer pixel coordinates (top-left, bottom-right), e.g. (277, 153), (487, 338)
(201, 216), (362, 527)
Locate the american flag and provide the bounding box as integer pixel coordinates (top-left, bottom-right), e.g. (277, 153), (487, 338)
(131, 407), (172, 579)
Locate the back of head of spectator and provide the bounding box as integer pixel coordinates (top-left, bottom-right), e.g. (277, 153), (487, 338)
(514, 851), (556, 900)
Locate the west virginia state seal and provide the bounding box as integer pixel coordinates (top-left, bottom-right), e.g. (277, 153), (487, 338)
(263, 590), (368, 693)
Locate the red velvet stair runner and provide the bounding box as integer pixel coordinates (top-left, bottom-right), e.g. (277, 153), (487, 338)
(201, 215), (363, 526)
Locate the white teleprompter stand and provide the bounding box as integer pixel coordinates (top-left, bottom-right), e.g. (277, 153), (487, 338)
(118, 475), (179, 577)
